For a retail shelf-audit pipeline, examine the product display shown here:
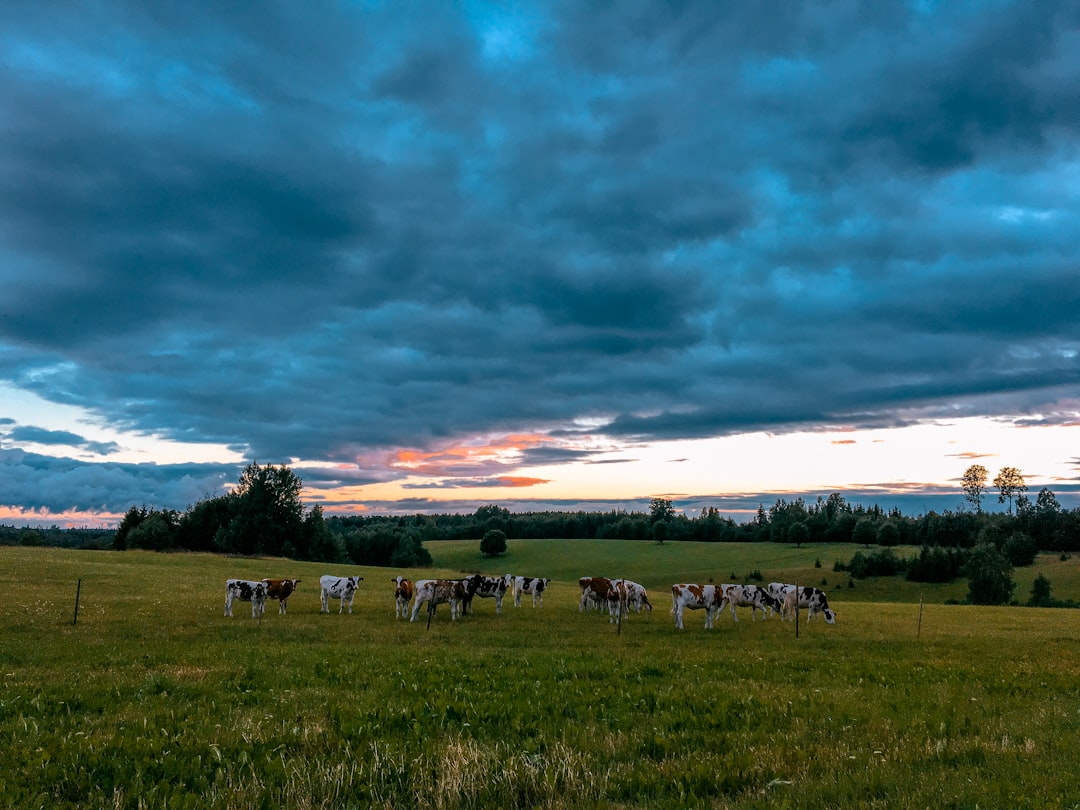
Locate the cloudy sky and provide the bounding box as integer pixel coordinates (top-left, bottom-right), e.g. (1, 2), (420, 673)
(2, 1), (1079, 527)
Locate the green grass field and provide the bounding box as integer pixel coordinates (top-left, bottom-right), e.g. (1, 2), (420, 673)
(3, 542), (1080, 809)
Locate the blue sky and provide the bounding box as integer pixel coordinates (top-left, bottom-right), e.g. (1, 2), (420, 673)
(2, 1), (1079, 526)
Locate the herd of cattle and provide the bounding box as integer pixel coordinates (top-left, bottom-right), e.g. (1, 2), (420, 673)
(224, 573), (836, 628)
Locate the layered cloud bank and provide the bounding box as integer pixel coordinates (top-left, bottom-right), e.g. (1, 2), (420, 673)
(2, 2), (1079, 523)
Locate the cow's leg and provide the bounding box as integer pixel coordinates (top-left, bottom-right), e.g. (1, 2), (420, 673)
(320, 591), (329, 614)
(410, 596), (424, 622)
(224, 592), (232, 617)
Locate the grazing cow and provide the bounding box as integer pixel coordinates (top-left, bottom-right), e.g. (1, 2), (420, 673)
(578, 577), (616, 612)
(262, 578), (300, 614)
(224, 579), (267, 618)
(461, 573), (513, 614)
(767, 582), (796, 619)
(670, 583), (724, 629)
(410, 579), (466, 622)
(718, 584), (781, 622)
(392, 576), (415, 619)
(782, 586), (837, 624)
(620, 579), (653, 613)
(512, 576), (551, 608)
(578, 577), (635, 624)
(320, 575), (364, 614)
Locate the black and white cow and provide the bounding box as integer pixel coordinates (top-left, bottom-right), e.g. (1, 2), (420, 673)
(410, 579), (467, 622)
(718, 584), (781, 622)
(320, 574), (363, 614)
(224, 579), (267, 618)
(781, 585), (836, 624)
(767, 582), (795, 618)
(670, 583), (723, 629)
(512, 576), (551, 608)
(461, 573), (513, 614)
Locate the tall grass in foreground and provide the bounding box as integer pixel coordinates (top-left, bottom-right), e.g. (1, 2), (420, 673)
(2, 546), (1079, 809)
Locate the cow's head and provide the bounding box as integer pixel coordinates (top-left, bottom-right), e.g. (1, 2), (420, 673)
(815, 593), (836, 623)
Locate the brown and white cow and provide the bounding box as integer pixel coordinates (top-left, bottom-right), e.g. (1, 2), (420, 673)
(512, 576), (551, 608)
(392, 576), (415, 619)
(781, 585), (836, 624)
(320, 574), (363, 614)
(224, 579), (268, 618)
(717, 584), (781, 622)
(579, 577), (634, 623)
(670, 583), (724, 629)
(410, 579), (467, 622)
(261, 578), (300, 614)
(620, 579), (653, 613)
(579, 577), (616, 612)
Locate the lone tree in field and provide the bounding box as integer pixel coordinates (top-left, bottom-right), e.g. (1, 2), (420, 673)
(649, 497), (675, 523)
(961, 464), (989, 513)
(649, 497), (675, 545)
(480, 529), (508, 556)
(993, 466), (1027, 516)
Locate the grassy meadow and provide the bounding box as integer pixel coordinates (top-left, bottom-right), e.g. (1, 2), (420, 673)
(3, 541), (1080, 809)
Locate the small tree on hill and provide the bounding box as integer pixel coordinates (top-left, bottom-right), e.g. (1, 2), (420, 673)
(1028, 574), (1054, 607)
(481, 529), (508, 556)
(788, 521), (810, 548)
(963, 542), (1014, 605)
(852, 517), (876, 549)
(877, 521), (900, 547)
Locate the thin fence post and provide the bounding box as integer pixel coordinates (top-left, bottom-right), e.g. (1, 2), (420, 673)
(917, 594), (924, 638)
(72, 579), (82, 626)
(617, 584), (624, 635)
(794, 581), (799, 639)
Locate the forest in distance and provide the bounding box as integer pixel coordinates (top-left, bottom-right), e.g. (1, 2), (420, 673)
(2, 461), (1077, 581)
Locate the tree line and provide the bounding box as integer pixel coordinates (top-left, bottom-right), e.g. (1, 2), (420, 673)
(3, 464), (1078, 577)
(106, 462), (431, 567)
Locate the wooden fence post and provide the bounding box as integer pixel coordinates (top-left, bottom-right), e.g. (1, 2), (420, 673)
(794, 581), (799, 639)
(73, 579), (82, 626)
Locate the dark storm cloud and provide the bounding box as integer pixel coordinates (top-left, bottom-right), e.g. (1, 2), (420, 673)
(0, 449), (236, 514)
(6, 425), (119, 456)
(2, 1), (1080, 518)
